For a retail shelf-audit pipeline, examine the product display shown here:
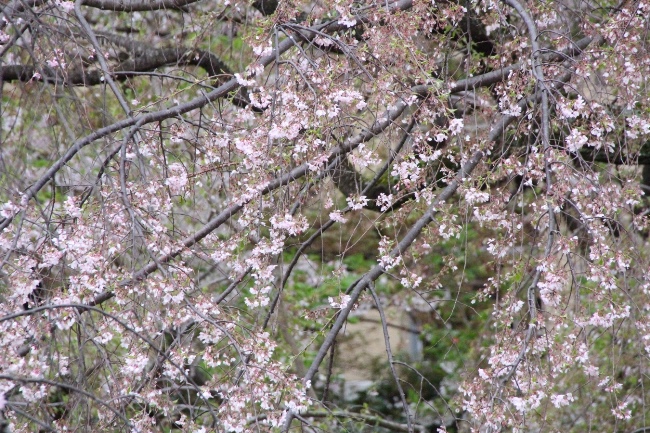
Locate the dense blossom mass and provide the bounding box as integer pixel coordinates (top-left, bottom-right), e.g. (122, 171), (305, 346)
(0, 0), (649, 432)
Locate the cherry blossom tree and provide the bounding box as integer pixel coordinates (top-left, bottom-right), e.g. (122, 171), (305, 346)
(1, 0), (649, 432)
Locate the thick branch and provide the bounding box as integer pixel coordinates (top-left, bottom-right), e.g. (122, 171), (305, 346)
(1, 47), (230, 87)
(302, 411), (428, 433)
(448, 35), (595, 93)
(330, 157), (391, 205)
(252, 0), (278, 15)
(80, 0), (201, 11)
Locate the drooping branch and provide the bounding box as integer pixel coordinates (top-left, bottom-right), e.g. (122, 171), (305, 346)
(1, 0), (648, 430)
(285, 146), (487, 432)
(283, 68), (578, 431)
(328, 33), (599, 212)
(0, 0), (44, 31)
(90, 94), (414, 306)
(580, 141), (650, 165)
(0, 0), (417, 233)
(0, 374), (134, 428)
